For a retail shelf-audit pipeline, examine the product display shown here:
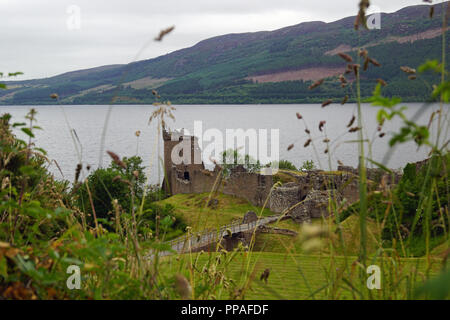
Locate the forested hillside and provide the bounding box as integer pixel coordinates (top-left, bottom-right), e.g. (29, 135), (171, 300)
(1, 2), (448, 105)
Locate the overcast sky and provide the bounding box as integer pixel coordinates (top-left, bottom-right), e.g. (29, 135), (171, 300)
(0, 0), (431, 80)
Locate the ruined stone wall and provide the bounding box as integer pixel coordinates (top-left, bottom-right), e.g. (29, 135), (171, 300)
(168, 165), (272, 207)
(338, 165), (402, 185)
(163, 128), (408, 221)
(269, 172), (357, 222)
(267, 165), (406, 223)
(169, 167), (217, 195)
(222, 172), (272, 207)
(269, 183), (303, 214)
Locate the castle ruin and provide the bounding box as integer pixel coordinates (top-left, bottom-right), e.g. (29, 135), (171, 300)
(162, 128), (273, 207)
(162, 128), (402, 222)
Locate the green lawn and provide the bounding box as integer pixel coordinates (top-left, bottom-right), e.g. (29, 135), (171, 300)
(253, 215), (382, 257)
(159, 193), (391, 257)
(162, 251), (443, 300)
(157, 193), (276, 232)
(157, 193), (446, 300)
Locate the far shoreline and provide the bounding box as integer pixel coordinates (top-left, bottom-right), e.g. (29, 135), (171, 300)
(0, 102), (441, 108)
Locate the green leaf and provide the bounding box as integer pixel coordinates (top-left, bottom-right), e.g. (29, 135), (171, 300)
(0, 256), (7, 278)
(415, 269), (450, 299)
(365, 158), (393, 174)
(376, 109), (388, 124)
(8, 72), (23, 77)
(19, 165), (36, 176)
(432, 81), (450, 103)
(35, 147), (48, 155)
(418, 59), (442, 74)
(21, 127), (34, 138)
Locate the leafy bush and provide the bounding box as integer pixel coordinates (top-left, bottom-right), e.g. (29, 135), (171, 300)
(339, 154), (449, 256)
(276, 160), (298, 171)
(0, 112), (71, 243)
(0, 112), (188, 299)
(110, 155), (146, 198)
(220, 149), (261, 176)
(75, 167), (131, 226)
(299, 160), (316, 171)
(138, 202), (186, 240)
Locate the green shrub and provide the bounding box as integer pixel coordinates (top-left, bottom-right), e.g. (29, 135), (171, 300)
(110, 155), (146, 198)
(339, 154), (449, 256)
(221, 149), (261, 175)
(299, 160), (316, 171)
(138, 202), (186, 240)
(278, 160), (298, 171)
(75, 167), (130, 226)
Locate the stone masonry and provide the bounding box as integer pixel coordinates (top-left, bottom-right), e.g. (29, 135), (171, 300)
(162, 128), (272, 207)
(162, 127), (403, 223)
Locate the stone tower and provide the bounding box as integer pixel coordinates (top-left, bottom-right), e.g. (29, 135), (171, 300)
(162, 127), (204, 194)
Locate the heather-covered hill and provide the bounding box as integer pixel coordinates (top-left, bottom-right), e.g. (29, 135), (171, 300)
(1, 2), (448, 104)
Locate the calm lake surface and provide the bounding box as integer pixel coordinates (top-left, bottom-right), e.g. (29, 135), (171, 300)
(0, 103), (446, 184)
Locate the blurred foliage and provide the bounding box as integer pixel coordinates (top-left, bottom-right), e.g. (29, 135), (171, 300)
(220, 149), (261, 176)
(340, 154), (449, 256)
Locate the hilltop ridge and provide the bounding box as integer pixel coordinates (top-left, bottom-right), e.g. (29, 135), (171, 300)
(1, 2), (448, 105)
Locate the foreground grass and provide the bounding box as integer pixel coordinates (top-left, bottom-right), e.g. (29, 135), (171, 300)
(162, 251), (443, 300)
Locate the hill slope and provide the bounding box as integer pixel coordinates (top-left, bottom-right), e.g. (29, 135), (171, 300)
(1, 2), (448, 105)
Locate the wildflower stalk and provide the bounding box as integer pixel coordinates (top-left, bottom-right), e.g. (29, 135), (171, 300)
(84, 179), (99, 234)
(356, 37), (368, 268)
(435, 1), (447, 149)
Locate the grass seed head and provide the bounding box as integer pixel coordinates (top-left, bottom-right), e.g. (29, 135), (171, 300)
(345, 64), (353, 74)
(155, 26), (175, 41)
(355, 0), (370, 30)
(377, 78), (387, 86)
(301, 224), (329, 239)
(74, 163), (82, 183)
(308, 79), (324, 90)
(364, 57), (370, 71)
(347, 115), (356, 128)
(106, 150), (127, 169)
(174, 274), (192, 299)
(304, 139), (312, 148)
(339, 74), (347, 84)
(369, 57), (381, 67)
(319, 121), (326, 132)
(322, 99), (333, 107)
(338, 53), (353, 63)
(401, 66), (416, 74)
(352, 64), (360, 76)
